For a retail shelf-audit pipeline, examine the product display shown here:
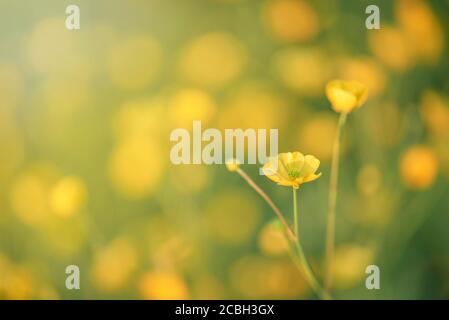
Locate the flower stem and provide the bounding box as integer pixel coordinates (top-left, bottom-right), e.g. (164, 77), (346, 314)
(235, 167), (329, 299)
(324, 111), (347, 293)
(236, 168), (296, 242)
(293, 187), (299, 240)
(292, 187), (330, 300)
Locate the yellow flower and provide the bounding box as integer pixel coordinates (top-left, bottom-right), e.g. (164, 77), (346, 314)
(139, 271), (188, 300)
(225, 158), (240, 172)
(325, 80), (368, 113)
(400, 145), (438, 190)
(49, 176), (87, 217)
(262, 152), (321, 189)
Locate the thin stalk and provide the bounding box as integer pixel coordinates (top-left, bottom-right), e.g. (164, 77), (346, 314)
(236, 168), (296, 241)
(235, 167), (329, 299)
(292, 188), (330, 300)
(324, 111), (348, 293)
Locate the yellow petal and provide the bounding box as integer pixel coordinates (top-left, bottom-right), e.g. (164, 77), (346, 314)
(289, 152), (305, 172)
(300, 155), (320, 178)
(302, 172), (322, 183)
(275, 153), (290, 179)
(277, 179), (298, 188)
(262, 161), (282, 183)
(326, 80), (368, 113)
(327, 87), (358, 112)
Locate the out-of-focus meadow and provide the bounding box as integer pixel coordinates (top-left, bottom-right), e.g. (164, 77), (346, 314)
(1, 0), (449, 299)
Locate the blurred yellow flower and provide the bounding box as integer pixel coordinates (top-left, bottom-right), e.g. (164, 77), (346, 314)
(262, 152), (321, 189)
(112, 98), (166, 141)
(258, 221), (289, 256)
(218, 83), (289, 129)
(169, 89), (216, 128)
(400, 145), (439, 190)
(40, 217), (87, 257)
(139, 271), (188, 299)
(91, 238), (137, 292)
(10, 164), (59, 226)
(263, 0), (319, 43)
(273, 48), (331, 97)
(368, 26), (415, 71)
(325, 80), (368, 113)
(37, 286), (60, 300)
(108, 136), (165, 198)
(0, 256), (30, 299)
(420, 91), (449, 139)
(170, 165), (211, 195)
(26, 18), (82, 75)
(332, 244), (374, 289)
(395, 0), (444, 64)
(178, 32), (246, 88)
(2, 268), (34, 300)
(229, 255), (308, 299)
(11, 174), (48, 225)
(49, 176), (87, 217)
(299, 114), (337, 163)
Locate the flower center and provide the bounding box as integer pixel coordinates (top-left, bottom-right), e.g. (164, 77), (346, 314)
(288, 168), (300, 179)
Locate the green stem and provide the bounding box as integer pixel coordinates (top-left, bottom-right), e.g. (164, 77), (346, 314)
(236, 168), (296, 241)
(324, 111), (347, 293)
(234, 167), (330, 299)
(293, 187), (299, 240)
(292, 188), (330, 300)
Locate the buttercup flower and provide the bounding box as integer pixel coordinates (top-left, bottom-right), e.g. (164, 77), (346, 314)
(262, 152), (321, 189)
(325, 80), (368, 113)
(324, 79), (368, 293)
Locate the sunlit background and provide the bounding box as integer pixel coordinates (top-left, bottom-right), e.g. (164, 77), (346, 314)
(1, 0), (449, 299)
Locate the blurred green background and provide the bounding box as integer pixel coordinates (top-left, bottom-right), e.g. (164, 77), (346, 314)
(1, 0), (449, 299)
